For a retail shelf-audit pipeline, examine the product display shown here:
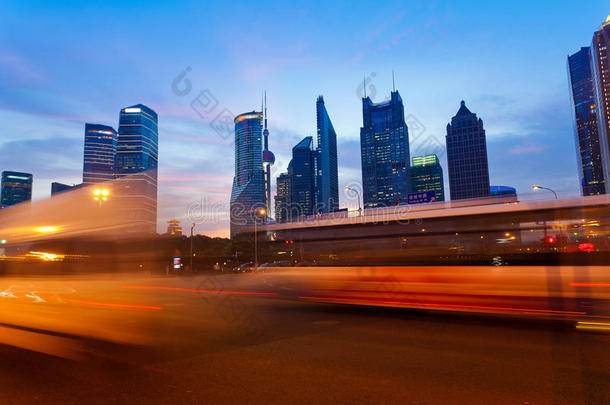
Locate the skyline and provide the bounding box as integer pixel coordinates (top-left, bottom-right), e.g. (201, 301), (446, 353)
(1, 1), (609, 236)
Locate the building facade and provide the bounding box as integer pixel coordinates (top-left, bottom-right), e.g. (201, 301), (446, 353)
(83, 123), (117, 185)
(315, 96), (339, 213)
(445, 101), (490, 200)
(592, 16), (610, 192)
(114, 104), (159, 233)
(166, 219), (183, 236)
(568, 47), (606, 196)
(230, 111), (265, 238)
(411, 154), (444, 202)
(360, 90), (411, 208)
(1, 171), (32, 206)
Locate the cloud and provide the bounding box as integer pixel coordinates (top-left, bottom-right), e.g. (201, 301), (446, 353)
(508, 141), (548, 155)
(0, 50), (43, 84)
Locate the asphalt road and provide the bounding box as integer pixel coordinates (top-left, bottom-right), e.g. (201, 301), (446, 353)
(0, 273), (609, 404)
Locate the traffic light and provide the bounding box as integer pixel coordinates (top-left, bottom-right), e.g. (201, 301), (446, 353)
(0, 239), (6, 244)
(543, 235), (556, 244)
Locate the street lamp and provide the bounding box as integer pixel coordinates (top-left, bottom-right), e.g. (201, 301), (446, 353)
(344, 186), (362, 216)
(92, 188), (110, 207)
(253, 207), (266, 268)
(190, 223), (196, 272)
(532, 185), (558, 200)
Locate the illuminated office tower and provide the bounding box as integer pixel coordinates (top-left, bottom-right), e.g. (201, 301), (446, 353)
(360, 89), (411, 208)
(315, 96), (339, 213)
(592, 16), (610, 192)
(230, 111), (265, 238)
(411, 154), (444, 201)
(275, 171), (292, 223)
(445, 101), (490, 200)
(82, 123), (117, 184)
(114, 104), (159, 233)
(1, 171), (32, 206)
(568, 47), (605, 195)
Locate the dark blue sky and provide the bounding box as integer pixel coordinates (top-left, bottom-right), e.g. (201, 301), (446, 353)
(0, 1), (608, 236)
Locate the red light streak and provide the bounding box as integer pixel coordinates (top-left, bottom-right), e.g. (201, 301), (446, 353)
(299, 296), (586, 316)
(122, 285), (278, 296)
(570, 282), (610, 287)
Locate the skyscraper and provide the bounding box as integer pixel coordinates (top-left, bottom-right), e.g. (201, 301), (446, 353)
(568, 47), (605, 196)
(315, 96), (339, 213)
(1, 171), (32, 206)
(114, 104), (159, 233)
(230, 111), (265, 238)
(275, 137), (319, 222)
(445, 101), (490, 200)
(262, 93), (275, 220)
(291, 137), (317, 218)
(83, 123), (117, 185)
(274, 171), (292, 223)
(592, 16), (610, 192)
(360, 89), (411, 208)
(411, 154), (444, 202)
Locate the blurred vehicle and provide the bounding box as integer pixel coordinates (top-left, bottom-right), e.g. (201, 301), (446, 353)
(261, 195), (610, 267)
(233, 262), (255, 273)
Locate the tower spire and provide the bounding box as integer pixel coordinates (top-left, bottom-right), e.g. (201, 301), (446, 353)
(363, 74), (367, 98)
(264, 91), (268, 131)
(392, 70), (396, 92)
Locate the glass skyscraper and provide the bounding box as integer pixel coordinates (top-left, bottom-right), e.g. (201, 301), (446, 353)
(568, 47), (605, 196)
(360, 90), (411, 208)
(114, 104), (159, 233)
(275, 137), (320, 222)
(83, 123), (117, 185)
(592, 16), (610, 192)
(291, 137), (317, 218)
(411, 154), (444, 202)
(1, 171), (32, 206)
(315, 96), (339, 213)
(445, 101), (490, 200)
(230, 111), (265, 238)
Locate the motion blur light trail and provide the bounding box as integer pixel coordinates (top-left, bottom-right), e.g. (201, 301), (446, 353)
(575, 321), (610, 331)
(122, 285), (278, 296)
(570, 282), (610, 287)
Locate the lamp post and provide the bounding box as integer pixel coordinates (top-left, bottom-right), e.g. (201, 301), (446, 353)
(532, 185), (558, 200)
(92, 188), (110, 207)
(344, 186), (362, 216)
(253, 207), (266, 268)
(532, 185), (558, 238)
(190, 222), (196, 272)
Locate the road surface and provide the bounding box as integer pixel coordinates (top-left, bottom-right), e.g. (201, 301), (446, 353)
(0, 273), (608, 404)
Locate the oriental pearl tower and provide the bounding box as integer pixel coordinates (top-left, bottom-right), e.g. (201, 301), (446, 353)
(262, 92), (275, 220)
